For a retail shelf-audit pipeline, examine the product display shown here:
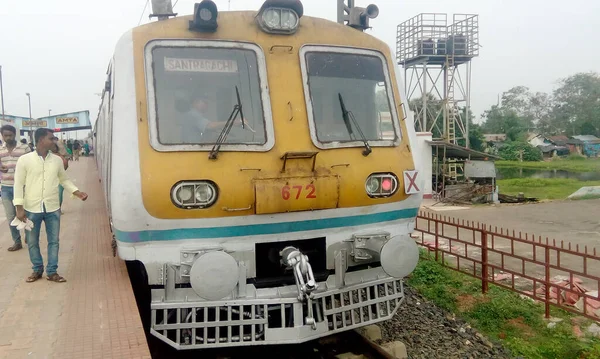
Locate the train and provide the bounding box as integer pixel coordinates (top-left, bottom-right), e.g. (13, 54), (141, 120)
(93, 0), (423, 350)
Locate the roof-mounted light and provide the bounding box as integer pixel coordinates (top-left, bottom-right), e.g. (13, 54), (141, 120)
(189, 0), (218, 33)
(256, 0), (303, 35)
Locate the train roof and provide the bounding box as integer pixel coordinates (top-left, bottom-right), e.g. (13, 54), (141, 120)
(129, 10), (390, 53)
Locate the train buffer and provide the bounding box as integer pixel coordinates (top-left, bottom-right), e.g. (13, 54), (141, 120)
(0, 158), (150, 359)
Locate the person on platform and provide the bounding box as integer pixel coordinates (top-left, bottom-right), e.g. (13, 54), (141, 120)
(83, 141), (90, 156)
(0, 125), (31, 252)
(13, 128), (88, 283)
(72, 140), (81, 161)
(51, 137), (69, 214)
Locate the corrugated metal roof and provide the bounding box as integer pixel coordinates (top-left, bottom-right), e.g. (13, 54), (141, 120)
(572, 135), (600, 142)
(428, 141), (502, 160)
(548, 135), (569, 142)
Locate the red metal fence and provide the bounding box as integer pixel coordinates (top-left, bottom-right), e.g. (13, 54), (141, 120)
(412, 211), (600, 320)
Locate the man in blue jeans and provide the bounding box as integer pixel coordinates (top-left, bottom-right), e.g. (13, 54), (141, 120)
(0, 125), (31, 251)
(14, 128), (88, 283)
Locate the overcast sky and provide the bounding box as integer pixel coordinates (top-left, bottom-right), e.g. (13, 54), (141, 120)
(0, 0), (598, 136)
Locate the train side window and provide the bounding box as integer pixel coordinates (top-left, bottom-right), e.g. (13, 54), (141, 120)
(299, 46), (402, 150)
(144, 40), (275, 153)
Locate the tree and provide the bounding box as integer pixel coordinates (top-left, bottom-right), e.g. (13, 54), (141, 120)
(481, 105), (529, 141)
(498, 142), (543, 162)
(408, 94), (443, 138)
(481, 86), (554, 138)
(454, 107), (485, 151)
(501, 86), (532, 118)
(552, 72), (600, 136)
(581, 122), (598, 137)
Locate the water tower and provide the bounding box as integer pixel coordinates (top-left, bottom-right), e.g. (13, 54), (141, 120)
(396, 14), (479, 147)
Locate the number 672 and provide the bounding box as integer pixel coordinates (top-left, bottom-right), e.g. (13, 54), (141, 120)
(281, 184), (317, 200)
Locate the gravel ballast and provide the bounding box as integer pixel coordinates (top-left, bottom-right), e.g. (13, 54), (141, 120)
(379, 286), (516, 359)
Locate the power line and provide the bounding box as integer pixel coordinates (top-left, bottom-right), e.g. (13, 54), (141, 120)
(138, 0), (150, 26)
(173, 0), (180, 9)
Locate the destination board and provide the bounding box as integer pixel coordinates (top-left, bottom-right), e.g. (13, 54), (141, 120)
(56, 117), (79, 124)
(164, 57), (239, 73)
(23, 120), (47, 127)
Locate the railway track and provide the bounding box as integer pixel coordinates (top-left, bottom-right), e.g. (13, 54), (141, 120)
(129, 262), (406, 359)
(149, 327), (406, 359)
(312, 328), (404, 359)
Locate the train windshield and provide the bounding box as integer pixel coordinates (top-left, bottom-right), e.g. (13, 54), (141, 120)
(303, 50), (399, 146)
(150, 46), (268, 146)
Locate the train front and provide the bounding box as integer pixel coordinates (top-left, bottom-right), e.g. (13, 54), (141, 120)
(113, 0), (423, 350)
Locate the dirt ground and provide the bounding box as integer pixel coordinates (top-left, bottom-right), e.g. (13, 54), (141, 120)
(420, 198), (600, 251)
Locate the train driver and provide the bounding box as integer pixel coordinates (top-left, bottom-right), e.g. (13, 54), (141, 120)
(180, 93), (255, 143)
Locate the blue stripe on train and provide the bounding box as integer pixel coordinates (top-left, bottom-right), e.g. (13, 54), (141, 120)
(114, 208), (419, 243)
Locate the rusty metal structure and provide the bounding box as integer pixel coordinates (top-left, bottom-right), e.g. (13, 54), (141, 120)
(413, 212), (600, 321)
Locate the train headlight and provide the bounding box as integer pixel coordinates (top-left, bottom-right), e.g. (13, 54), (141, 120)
(189, 0), (219, 32)
(262, 9), (281, 28)
(190, 251), (239, 300)
(195, 184), (214, 203)
(171, 181), (218, 209)
(365, 173), (398, 198)
(177, 186), (194, 202)
(380, 234), (419, 278)
(365, 177), (380, 193)
(256, 0), (303, 35)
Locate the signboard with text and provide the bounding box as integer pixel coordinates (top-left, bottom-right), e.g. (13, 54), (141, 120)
(0, 114), (30, 124)
(0, 111), (91, 132)
(23, 120), (48, 127)
(56, 117), (79, 124)
(164, 57), (239, 73)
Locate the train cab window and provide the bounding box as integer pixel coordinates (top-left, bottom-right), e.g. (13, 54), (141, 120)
(145, 41), (274, 152)
(300, 46), (401, 150)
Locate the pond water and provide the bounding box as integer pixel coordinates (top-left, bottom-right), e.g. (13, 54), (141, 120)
(496, 167), (600, 181)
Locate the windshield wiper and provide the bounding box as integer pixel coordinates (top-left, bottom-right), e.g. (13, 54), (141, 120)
(338, 93), (372, 156)
(209, 86), (245, 160)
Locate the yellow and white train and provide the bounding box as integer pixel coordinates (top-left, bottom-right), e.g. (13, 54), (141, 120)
(94, 0), (423, 350)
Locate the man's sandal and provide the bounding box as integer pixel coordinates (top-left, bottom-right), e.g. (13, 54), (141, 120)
(47, 274), (67, 283)
(26, 272), (43, 283)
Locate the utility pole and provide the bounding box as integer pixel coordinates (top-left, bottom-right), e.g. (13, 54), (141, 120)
(150, 0), (175, 21)
(0, 66), (5, 123)
(26, 93), (32, 119)
(26, 93), (32, 142)
(337, 0), (354, 24)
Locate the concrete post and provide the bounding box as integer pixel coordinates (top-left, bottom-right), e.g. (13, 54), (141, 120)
(415, 132), (433, 199)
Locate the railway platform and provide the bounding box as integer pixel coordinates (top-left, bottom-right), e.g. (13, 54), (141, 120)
(0, 157), (150, 359)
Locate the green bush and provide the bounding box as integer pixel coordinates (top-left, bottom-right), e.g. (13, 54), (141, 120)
(565, 153), (586, 161)
(498, 142), (543, 161)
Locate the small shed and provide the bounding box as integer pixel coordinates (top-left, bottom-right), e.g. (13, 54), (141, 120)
(527, 133), (549, 147)
(566, 138), (584, 155)
(428, 141), (501, 201)
(483, 134), (507, 142)
(572, 135), (600, 157)
(547, 135), (583, 155)
(537, 144), (570, 158)
(547, 135), (569, 146)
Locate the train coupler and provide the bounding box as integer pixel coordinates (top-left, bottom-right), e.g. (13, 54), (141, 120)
(280, 246), (319, 330)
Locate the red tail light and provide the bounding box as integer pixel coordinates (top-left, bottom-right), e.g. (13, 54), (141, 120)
(365, 173), (398, 198)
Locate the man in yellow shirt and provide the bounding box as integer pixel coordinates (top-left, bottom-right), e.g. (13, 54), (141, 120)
(13, 128), (88, 283)
(0, 125), (31, 252)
